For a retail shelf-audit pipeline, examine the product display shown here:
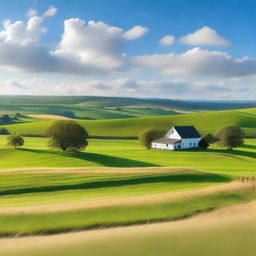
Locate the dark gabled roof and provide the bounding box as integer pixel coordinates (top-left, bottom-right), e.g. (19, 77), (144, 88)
(152, 138), (181, 144)
(174, 126), (201, 139)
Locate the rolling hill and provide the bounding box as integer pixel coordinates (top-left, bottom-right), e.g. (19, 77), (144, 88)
(0, 96), (256, 122)
(1, 108), (256, 138)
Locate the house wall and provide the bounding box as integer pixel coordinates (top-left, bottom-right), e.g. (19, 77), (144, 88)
(151, 142), (176, 150)
(165, 127), (181, 139)
(151, 138), (200, 150)
(180, 138), (201, 149)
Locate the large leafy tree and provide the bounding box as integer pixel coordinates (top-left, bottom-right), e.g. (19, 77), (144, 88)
(139, 128), (166, 149)
(215, 125), (244, 150)
(7, 134), (24, 148)
(46, 120), (88, 152)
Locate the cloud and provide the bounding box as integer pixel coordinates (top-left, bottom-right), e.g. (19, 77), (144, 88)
(180, 26), (230, 46)
(0, 77), (44, 94)
(122, 25), (148, 40)
(0, 11), (147, 76)
(43, 6), (58, 17)
(3, 79), (28, 89)
(159, 35), (175, 46)
(134, 47), (256, 78)
(54, 19), (125, 71)
(27, 8), (37, 17)
(0, 16), (46, 44)
(0, 7), (255, 85)
(0, 6), (57, 45)
(54, 77), (248, 100)
(0, 76), (250, 100)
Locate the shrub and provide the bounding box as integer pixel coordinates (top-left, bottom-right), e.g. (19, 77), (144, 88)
(215, 125), (244, 150)
(46, 120), (88, 152)
(7, 134), (24, 148)
(139, 128), (166, 149)
(199, 139), (209, 149)
(61, 111), (77, 119)
(1, 114), (11, 124)
(203, 133), (218, 144)
(0, 128), (9, 135)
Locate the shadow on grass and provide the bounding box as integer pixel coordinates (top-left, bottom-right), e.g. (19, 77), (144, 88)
(0, 172), (231, 196)
(189, 147), (256, 160)
(19, 148), (155, 168)
(242, 144), (256, 150)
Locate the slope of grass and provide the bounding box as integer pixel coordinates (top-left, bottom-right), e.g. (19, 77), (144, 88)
(1, 108), (256, 137)
(0, 169), (228, 208)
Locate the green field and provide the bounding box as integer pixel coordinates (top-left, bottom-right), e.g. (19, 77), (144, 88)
(0, 95), (256, 124)
(1, 108), (256, 137)
(0, 104), (179, 120)
(0, 168), (228, 208)
(0, 136), (255, 175)
(0, 135), (254, 237)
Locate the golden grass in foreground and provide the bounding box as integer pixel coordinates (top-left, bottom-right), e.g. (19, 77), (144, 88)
(1, 200), (256, 256)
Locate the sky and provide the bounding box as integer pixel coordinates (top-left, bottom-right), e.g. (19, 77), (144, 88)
(0, 0), (256, 100)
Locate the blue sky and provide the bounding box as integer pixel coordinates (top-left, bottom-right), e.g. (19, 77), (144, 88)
(0, 0), (255, 99)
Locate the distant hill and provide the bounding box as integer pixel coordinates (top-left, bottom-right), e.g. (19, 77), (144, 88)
(0, 95), (256, 113)
(1, 108), (256, 138)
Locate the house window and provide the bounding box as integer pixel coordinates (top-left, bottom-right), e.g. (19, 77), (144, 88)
(190, 142), (191, 147)
(166, 144), (168, 147)
(194, 142), (196, 147)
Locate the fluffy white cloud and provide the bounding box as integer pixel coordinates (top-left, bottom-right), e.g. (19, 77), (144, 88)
(159, 35), (175, 46)
(0, 10), (148, 76)
(0, 6), (57, 44)
(134, 47), (256, 78)
(122, 25), (148, 40)
(54, 19), (125, 71)
(180, 26), (230, 46)
(0, 17), (46, 44)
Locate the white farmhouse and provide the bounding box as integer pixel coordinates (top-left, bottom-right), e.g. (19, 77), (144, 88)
(151, 126), (201, 151)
